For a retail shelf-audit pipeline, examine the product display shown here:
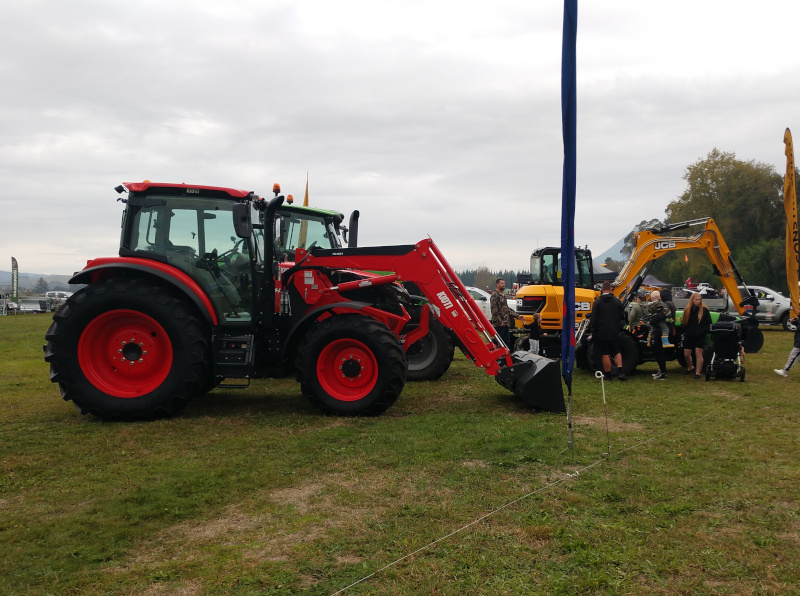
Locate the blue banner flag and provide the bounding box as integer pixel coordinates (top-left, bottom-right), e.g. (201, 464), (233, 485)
(560, 0), (578, 392)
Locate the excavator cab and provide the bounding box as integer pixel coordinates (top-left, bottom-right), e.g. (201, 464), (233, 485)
(530, 247), (594, 289)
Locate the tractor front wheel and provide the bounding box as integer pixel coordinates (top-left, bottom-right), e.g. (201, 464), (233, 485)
(296, 314), (407, 416)
(405, 315), (454, 382)
(44, 278), (210, 420)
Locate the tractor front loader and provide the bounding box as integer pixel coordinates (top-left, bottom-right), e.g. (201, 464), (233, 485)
(44, 182), (564, 420)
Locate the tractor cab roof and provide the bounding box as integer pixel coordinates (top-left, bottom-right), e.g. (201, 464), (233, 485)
(122, 181), (253, 198)
(278, 203), (345, 220)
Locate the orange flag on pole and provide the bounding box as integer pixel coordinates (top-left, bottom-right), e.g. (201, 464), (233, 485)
(784, 128), (799, 318)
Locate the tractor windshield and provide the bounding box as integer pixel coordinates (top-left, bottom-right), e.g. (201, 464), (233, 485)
(124, 195), (253, 323)
(274, 209), (342, 262)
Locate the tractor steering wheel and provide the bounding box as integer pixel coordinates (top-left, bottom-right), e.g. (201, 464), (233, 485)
(198, 249), (221, 276)
(216, 239), (245, 263)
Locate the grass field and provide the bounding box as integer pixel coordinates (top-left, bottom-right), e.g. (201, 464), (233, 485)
(1, 314), (799, 595)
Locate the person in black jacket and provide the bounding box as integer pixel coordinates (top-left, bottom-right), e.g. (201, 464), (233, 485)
(681, 292), (712, 378)
(775, 317), (800, 377)
(590, 281), (626, 381)
(647, 289), (674, 380)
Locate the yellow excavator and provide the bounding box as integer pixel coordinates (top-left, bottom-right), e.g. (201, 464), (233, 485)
(574, 217), (763, 374)
(609, 217), (760, 313)
(512, 246), (597, 357)
(514, 217), (763, 373)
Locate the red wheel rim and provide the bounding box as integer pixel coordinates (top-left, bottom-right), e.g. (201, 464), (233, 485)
(316, 338), (378, 401)
(78, 309), (173, 398)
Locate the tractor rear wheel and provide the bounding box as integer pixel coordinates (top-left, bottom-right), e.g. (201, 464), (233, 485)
(296, 314), (407, 416)
(405, 315), (454, 382)
(44, 278), (210, 420)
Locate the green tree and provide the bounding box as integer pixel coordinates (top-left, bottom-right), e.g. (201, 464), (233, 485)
(621, 218), (665, 258)
(472, 267), (494, 291)
(665, 148), (784, 252)
(33, 277), (48, 294)
(657, 149), (788, 290)
(602, 257), (626, 273)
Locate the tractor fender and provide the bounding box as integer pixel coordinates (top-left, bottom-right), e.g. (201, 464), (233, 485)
(70, 258), (219, 326)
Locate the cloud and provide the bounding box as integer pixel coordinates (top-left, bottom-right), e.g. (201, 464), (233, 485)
(1, 1), (799, 275)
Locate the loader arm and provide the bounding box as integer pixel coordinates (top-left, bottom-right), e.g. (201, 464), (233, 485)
(288, 240), (512, 374)
(285, 239), (566, 412)
(612, 218), (759, 315)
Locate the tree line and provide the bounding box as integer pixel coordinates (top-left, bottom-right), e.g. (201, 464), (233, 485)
(456, 268), (528, 291)
(603, 148), (796, 294)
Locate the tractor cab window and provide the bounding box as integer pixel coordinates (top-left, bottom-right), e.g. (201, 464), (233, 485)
(125, 196), (253, 323)
(250, 203), (264, 269)
(274, 212), (341, 261)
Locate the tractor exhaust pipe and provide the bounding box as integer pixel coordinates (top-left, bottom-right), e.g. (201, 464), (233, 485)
(347, 210), (359, 248)
(495, 351), (566, 413)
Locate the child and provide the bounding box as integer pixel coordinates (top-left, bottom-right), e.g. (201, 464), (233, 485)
(524, 312), (542, 355)
(648, 290), (674, 348)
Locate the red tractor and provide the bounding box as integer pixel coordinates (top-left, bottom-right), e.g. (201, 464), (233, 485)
(44, 182), (564, 420)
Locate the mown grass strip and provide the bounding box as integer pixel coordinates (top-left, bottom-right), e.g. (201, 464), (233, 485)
(1, 315), (798, 595)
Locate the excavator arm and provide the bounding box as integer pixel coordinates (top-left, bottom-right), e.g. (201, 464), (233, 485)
(612, 218), (760, 314)
(285, 239), (565, 412)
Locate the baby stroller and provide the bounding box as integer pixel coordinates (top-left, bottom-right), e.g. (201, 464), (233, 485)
(705, 321), (745, 381)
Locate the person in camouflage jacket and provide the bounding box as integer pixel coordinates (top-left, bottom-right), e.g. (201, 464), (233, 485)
(490, 278), (520, 347)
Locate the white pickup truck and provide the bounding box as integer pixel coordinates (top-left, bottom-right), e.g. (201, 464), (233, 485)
(672, 285), (794, 331)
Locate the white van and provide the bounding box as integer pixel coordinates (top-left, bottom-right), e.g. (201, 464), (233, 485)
(45, 291), (73, 310)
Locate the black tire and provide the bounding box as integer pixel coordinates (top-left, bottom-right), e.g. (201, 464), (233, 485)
(701, 343), (714, 374)
(585, 339), (600, 371)
(781, 312), (797, 332)
(617, 332), (639, 376)
(575, 342), (590, 370)
(586, 333), (638, 376)
(742, 326), (764, 353)
(44, 278), (210, 420)
(296, 314), (406, 416)
(675, 343), (687, 367)
(405, 315), (455, 382)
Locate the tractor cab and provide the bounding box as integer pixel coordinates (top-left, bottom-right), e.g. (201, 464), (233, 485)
(117, 182), (347, 325)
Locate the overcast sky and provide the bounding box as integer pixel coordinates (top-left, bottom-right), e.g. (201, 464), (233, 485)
(2, 1), (799, 275)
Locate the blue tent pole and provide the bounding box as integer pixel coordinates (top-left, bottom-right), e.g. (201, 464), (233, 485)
(560, 0), (578, 455)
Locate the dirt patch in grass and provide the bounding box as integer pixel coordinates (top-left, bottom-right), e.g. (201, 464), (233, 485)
(114, 471), (401, 574)
(461, 459), (489, 469)
(141, 578), (202, 596)
(573, 415), (645, 432)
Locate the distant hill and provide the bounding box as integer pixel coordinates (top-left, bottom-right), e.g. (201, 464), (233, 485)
(594, 236), (626, 266)
(0, 271), (74, 290)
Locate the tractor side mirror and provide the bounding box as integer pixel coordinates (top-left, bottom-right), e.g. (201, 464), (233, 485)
(232, 203), (252, 239)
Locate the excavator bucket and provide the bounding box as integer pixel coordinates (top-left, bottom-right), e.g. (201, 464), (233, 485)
(496, 351), (566, 413)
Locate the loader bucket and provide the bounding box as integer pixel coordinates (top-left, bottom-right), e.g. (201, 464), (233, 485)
(496, 352), (566, 413)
